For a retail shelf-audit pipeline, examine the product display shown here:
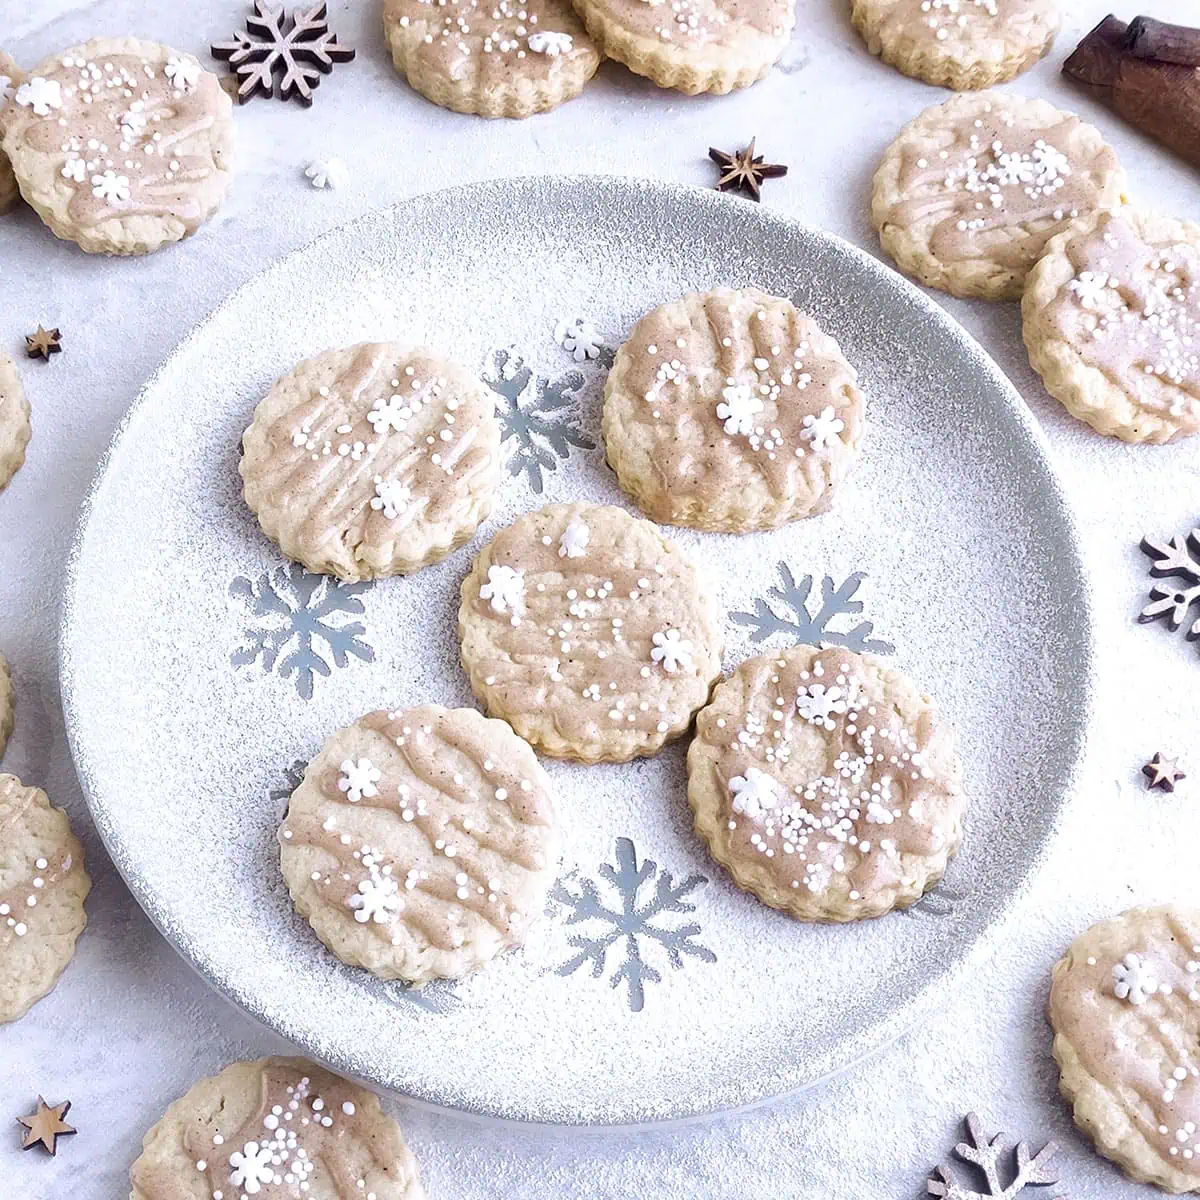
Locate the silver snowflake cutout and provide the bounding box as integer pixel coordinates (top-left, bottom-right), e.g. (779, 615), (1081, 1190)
(270, 759), (309, 811)
(1140, 527), (1200, 647)
(928, 1114), (1063, 1200)
(379, 979), (460, 1015)
(730, 562), (894, 653)
(548, 838), (715, 1013)
(482, 348), (596, 494)
(901, 883), (963, 920)
(229, 563), (374, 700)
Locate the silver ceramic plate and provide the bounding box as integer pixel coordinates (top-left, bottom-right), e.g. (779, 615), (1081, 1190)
(61, 176), (1093, 1126)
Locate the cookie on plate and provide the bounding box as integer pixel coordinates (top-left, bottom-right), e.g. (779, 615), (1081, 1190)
(0, 52), (24, 213)
(850, 0), (1059, 91)
(0, 774), (91, 1023)
(872, 92), (1127, 300)
(1023, 208), (1200, 444)
(458, 502), (724, 763)
(0, 38), (234, 255)
(569, 0), (794, 95)
(0, 353), (30, 492)
(687, 646), (965, 921)
(603, 287), (865, 532)
(279, 706), (560, 984)
(130, 1056), (424, 1200)
(241, 343), (502, 581)
(0, 653), (12, 757)
(1048, 907), (1200, 1193)
(382, 0), (600, 118)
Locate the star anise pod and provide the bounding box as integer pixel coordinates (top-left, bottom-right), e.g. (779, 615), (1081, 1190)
(708, 140), (788, 202)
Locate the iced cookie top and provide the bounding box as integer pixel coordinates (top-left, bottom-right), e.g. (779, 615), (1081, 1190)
(582, 0), (792, 48)
(862, 0), (1057, 57)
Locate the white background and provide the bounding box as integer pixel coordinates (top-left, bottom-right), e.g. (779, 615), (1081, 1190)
(1, 0), (1198, 1196)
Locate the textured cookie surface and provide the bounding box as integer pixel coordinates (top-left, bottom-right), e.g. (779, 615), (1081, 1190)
(129, 1056), (424, 1200)
(687, 646), (964, 921)
(0, 774), (91, 1023)
(0, 52), (24, 213)
(0, 654), (12, 759)
(241, 343), (501, 581)
(570, 0), (794, 94)
(1048, 908), (1200, 1193)
(603, 288), (865, 532)
(850, 0), (1058, 90)
(1023, 208), (1200, 444)
(459, 502), (724, 762)
(0, 38), (234, 255)
(872, 92), (1126, 300)
(0, 353), (30, 492)
(383, 0), (599, 118)
(280, 706), (559, 984)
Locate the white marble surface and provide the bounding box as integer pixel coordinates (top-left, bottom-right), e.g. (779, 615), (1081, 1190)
(1, 0), (1198, 1196)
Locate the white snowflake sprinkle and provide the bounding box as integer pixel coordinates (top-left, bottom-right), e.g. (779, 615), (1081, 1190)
(729, 767), (779, 819)
(370, 477), (410, 520)
(349, 875), (402, 924)
(304, 157), (348, 190)
(91, 170), (131, 202)
(15, 77), (62, 116)
(796, 682), (848, 728)
(229, 1141), (276, 1193)
(529, 31), (575, 55)
(1112, 952), (1157, 1006)
(367, 394), (408, 434)
(338, 757), (381, 803)
(480, 564), (525, 616)
(715, 382), (763, 436)
(164, 56), (202, 92)
(1068, 270), (1116, 310)
(650, 628), (693, 673)
(61, 155), (87, 183)
(554, 316), (602, 361)
(800, 406), (845, 451)
(558, 518), (590, 559)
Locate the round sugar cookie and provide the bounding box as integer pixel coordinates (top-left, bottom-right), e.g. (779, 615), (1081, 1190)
(279, 706), (560, 985)
(1, 38), (234, 256)
(0, 774), (91, 1023)
(130, 1056), (424, 1200)
(240, 343), (502, 582)
(382, 0), (600, 118)
(603, 287), (865, 532)
(850, 0), (1059, 91)
(569, 0), (794, 94)
(458, 502), (724, 763)
(1048, 907), (1200, 1193)
(687, 646), (965, 922)
(1023, 208), (1200, 444)
(872, 92), (1127, 301)
(0, 353), (30, 492)
(0, 52), (25, 213)
(0, 653), (12, 758)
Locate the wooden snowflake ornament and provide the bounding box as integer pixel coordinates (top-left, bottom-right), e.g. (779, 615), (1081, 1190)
(1139, 527), (1200, 646)
(928, 1114), (1062, 1200)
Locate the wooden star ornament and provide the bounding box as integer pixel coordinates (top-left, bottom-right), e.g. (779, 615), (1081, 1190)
(25, 326), (62, 361)
(1143, 753), (1187, 793)
(17, 1097), (76, 1155)
(708, 140), (788, 201)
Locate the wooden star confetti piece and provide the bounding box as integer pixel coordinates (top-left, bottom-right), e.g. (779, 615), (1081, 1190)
(707, 140), (788, 202)
(17, 1097), (76, 1155)
(25, 326), (62, 361)
(1143, 752), (1187, 793)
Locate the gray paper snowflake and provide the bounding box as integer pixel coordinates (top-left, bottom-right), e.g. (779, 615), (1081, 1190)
(549, 838), (715, 1013)
(1140, 527), (1200, 647)
(928, 1114), (1063, 1200)
(482, 348), (596, 494)
(902, 884), (963, 920)
(380, 980), (459, 1015)
(730, 562), (894, 653)
(229, 564), (374, 700)
(270, 759), (308, 812)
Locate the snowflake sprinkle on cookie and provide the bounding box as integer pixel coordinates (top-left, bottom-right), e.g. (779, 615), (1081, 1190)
(338, 757), (381, 803)
(480, 564), (526, 618)
(1140, 527), (1200, 648)
(1112, 951), (1159, 1005)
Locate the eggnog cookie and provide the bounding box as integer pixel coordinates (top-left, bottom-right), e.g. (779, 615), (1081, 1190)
(872, 92), (1126, 300)
(0, 353), (30, 492)
(0, 53), (24, 213)
(603, 289), (864, 532)
(0, 774), (91, 1023)
(688, 646), (964, 922)
(0, 38), (234, 256)
(850, 0), (1058, 90)
(241, 343), (501, 582)
(569, 0), (793, 94)
(1024, 209), (1200, 444)
(383, 0), (600, 118)
(459, 503), (724, 762)
(0, 654), (12, 758)
(279, 706), (559, 984)
(130, 1057), (424, 1200)
(1048, 907), (1200, 1193)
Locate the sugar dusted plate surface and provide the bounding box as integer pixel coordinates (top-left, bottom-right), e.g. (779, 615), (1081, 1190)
(60, 176), (1093, 1125)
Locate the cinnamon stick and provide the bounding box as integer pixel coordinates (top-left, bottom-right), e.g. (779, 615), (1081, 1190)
(1064, 15), (1200, 169)
(1124, 15), (1200, 67)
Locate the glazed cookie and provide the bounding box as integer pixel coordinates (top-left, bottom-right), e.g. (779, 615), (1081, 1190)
(458, 502), (724, 762)
(130, 1056), (424, 1200)
(569, 0), (793, 94)
(280, 706), (559, 984)
(1023, 209), (1200, 444)
(687, 647), (964, 921)
(0, 774), (91, 1023)
(241, 343), (501, 582)
(603, 288), (865, 532)
(383, 0), (600, 118)
(1048, 907), (1200, 1193)
(872, 92), (1127, 300)
(850, 0), (1058, 91)
(0, 653), (12, 758)
(0, 38), (234, 255)
(0, 52), (24, 213)
(0, 353), (30, 492)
